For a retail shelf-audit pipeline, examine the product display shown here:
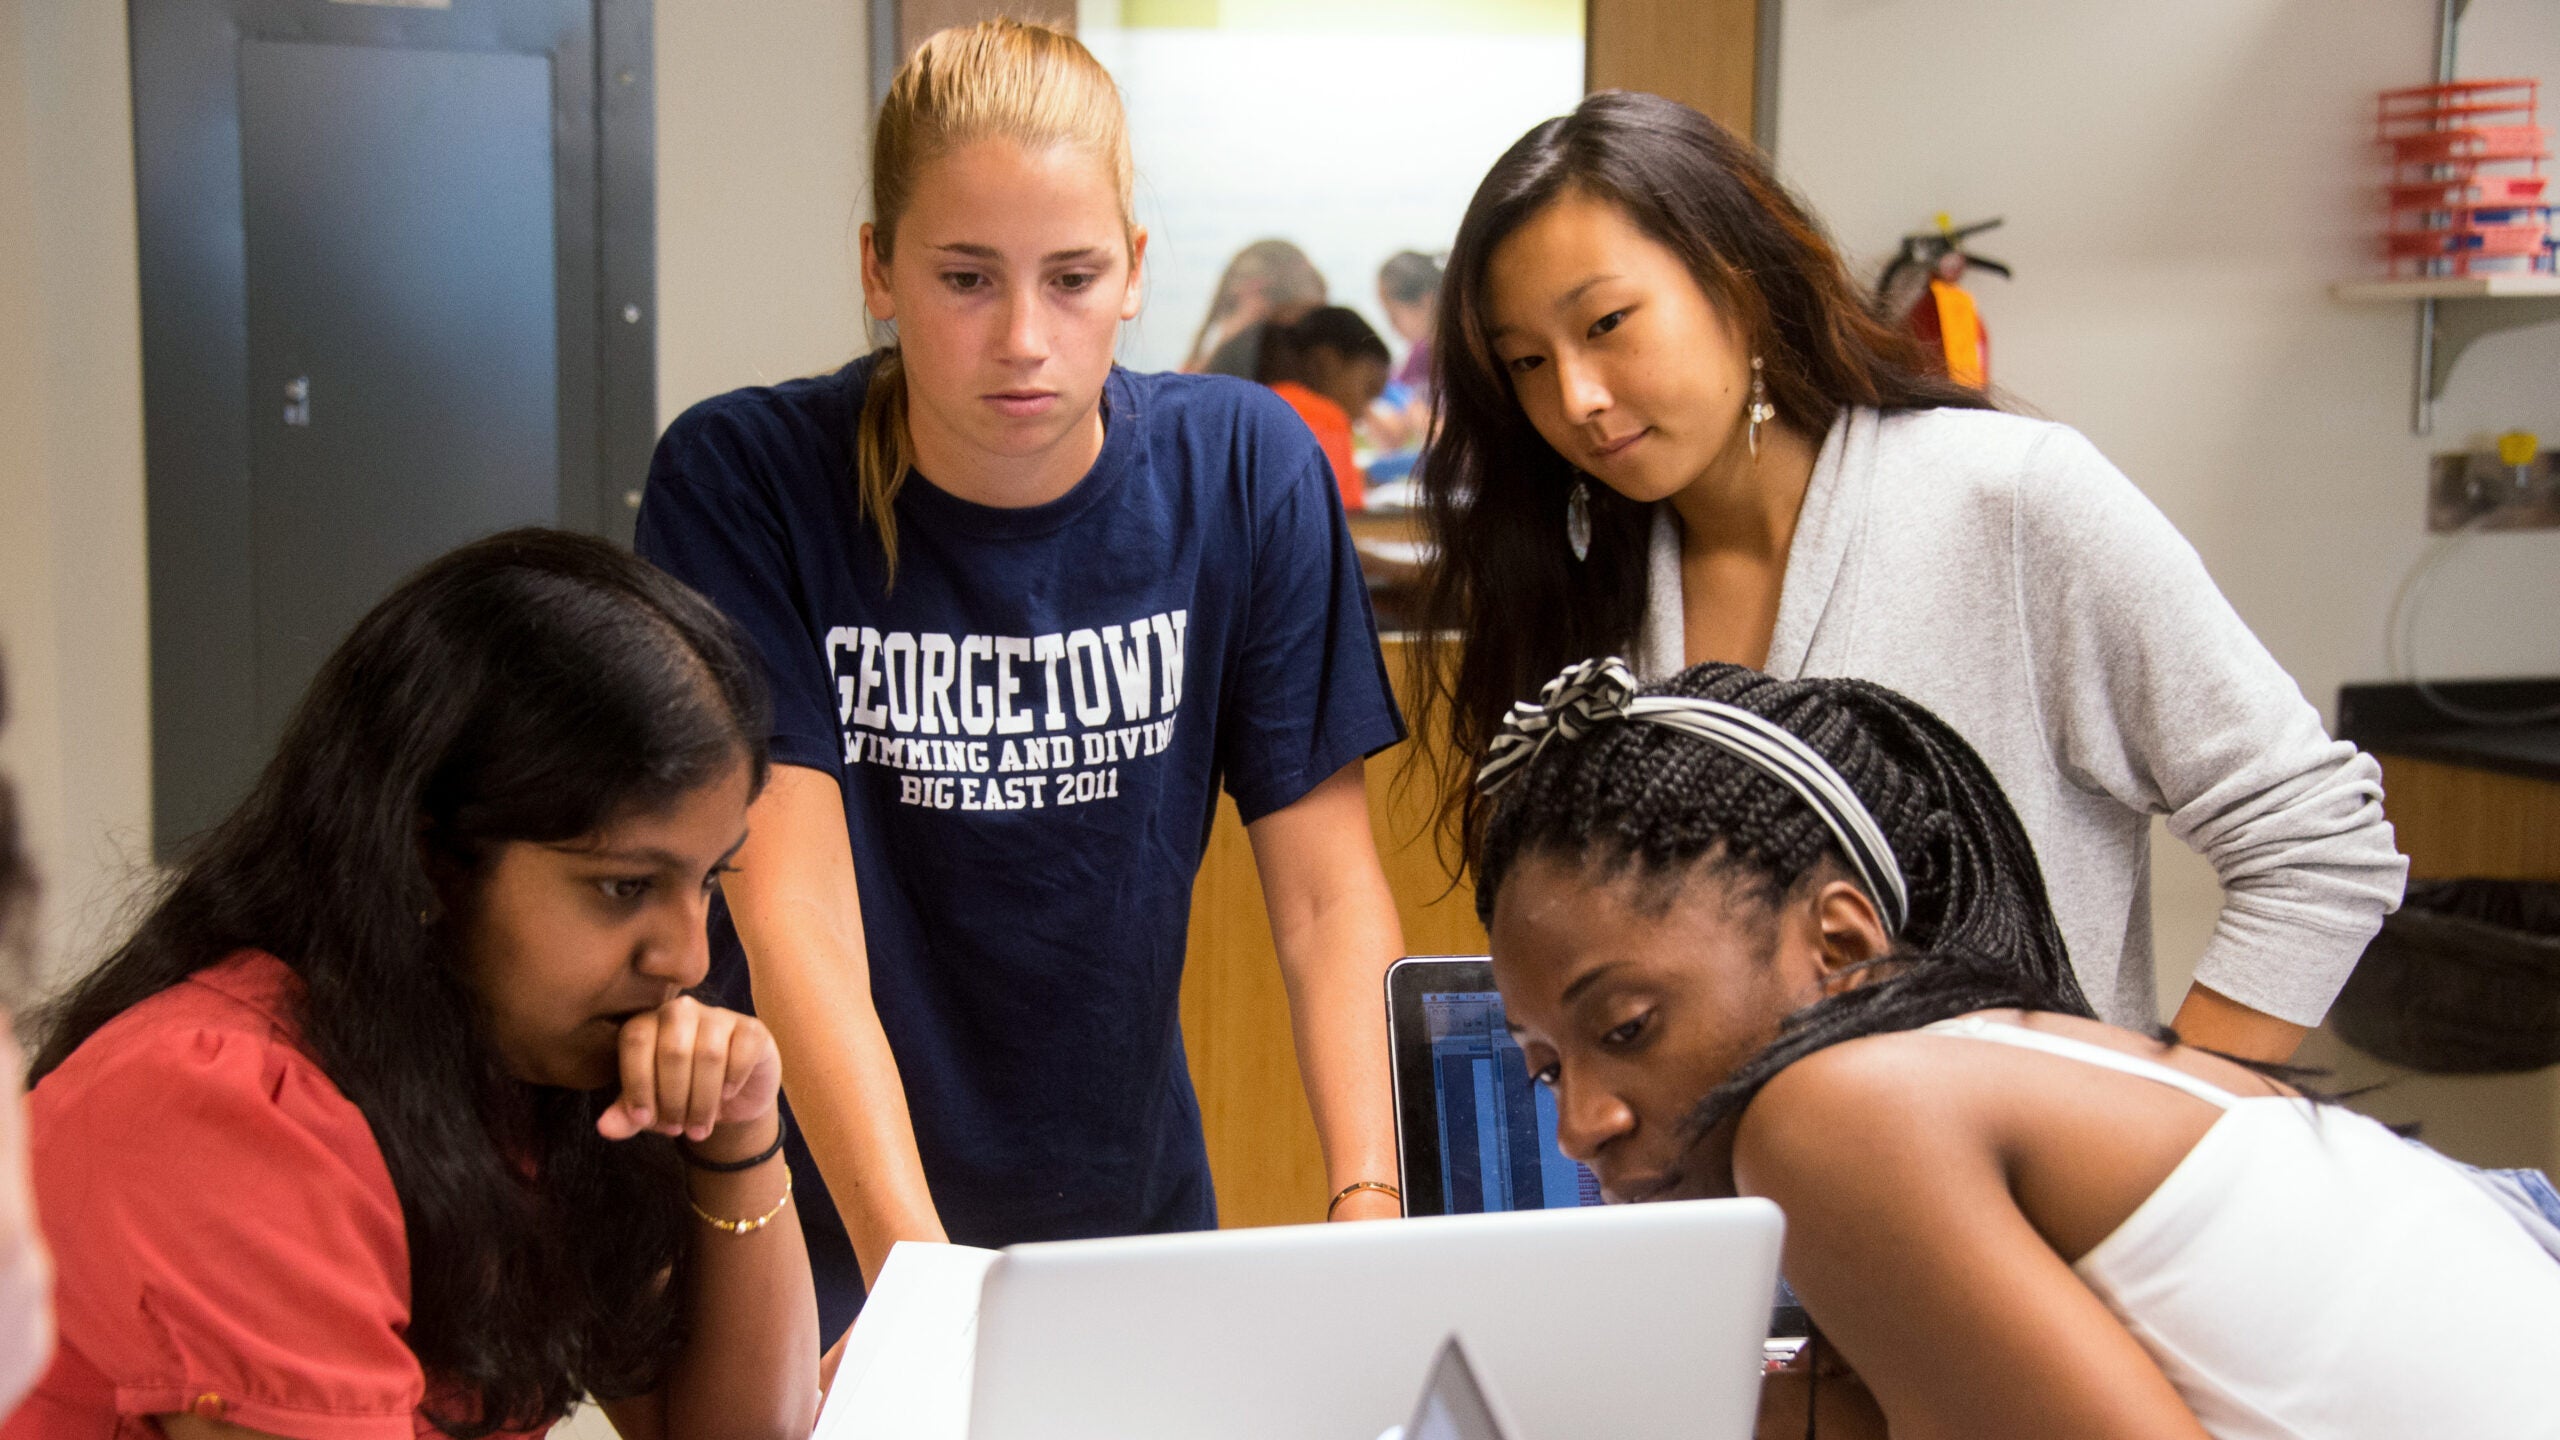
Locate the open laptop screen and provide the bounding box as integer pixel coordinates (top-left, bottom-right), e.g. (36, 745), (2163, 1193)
(1389, 957), (1602, 1217)
(1422, 989), (1603, 1212)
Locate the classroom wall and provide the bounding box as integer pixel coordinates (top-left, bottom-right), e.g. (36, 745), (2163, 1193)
(1775, 0), (2560, 726)
(0, 2), (871, 990)
(1773, 0), (2560, 1167)
(0, 0), (153, 987)
(653, 0), (871, 425)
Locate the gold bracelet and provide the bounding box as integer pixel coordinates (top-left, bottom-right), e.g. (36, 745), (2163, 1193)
(690, 1167), (793, 1235)
(1327, 1179), (1401, 1218)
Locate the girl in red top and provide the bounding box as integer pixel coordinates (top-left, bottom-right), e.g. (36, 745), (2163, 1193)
(1259, 306), (1392, 512)
(12, 531), (819, 1440)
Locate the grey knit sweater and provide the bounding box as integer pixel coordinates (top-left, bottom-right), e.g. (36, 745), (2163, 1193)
(1637, 407), (2406, 1026)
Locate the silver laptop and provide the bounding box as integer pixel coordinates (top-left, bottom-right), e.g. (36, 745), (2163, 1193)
(964, 1197), (1784, 1440)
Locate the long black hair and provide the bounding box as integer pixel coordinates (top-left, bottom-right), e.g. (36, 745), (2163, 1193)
(1474, 662), (2091, 1137)
(1411, 92), (1995, 860)
(31, 529), (773, 1435)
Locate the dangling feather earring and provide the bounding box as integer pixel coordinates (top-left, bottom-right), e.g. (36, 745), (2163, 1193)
(1747, 355), (1775, 460)
(1566, 477), (1592, 562)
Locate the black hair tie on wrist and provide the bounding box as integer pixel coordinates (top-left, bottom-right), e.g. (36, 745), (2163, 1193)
(680, 1112), (789, 1173)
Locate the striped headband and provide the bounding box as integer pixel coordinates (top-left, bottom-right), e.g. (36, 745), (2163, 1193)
(1474, 657), (1911, 936)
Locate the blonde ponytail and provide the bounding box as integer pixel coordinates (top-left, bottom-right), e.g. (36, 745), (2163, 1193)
(857, 18), (1135, 581)
(855, 347), (915, 577)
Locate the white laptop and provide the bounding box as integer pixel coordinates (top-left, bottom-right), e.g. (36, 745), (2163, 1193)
(973, 1198), (1778, 1440)
(819, 1199), (1781, 1434)
(818, 1201), (1781, 1440)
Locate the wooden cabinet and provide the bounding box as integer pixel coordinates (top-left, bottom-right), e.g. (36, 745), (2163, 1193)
(1178, 635), (1486, 1228)
(2298, 752), (2560, 1176)
(1588, 0), (1766, 139)
(2371, 753), (2560, 882)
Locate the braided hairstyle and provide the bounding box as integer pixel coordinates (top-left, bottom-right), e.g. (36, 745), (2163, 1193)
(1475, 662), (2091, 1135)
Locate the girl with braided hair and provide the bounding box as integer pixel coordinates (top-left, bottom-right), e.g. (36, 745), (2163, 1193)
(1415, 90), (2405, 1064)
(1478, 658), (2560, 1440)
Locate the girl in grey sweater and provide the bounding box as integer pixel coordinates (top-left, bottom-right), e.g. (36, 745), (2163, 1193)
(1411, 91), (2403, 1061)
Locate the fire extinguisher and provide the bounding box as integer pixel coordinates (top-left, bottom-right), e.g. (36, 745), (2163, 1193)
(1875, 214), (2010, 390)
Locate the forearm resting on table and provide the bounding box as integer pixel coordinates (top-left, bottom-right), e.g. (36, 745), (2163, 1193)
(726, 767), (944, 1285)
(1249, 761), (1406, 1219)
(2170, 982), (2309, 1065)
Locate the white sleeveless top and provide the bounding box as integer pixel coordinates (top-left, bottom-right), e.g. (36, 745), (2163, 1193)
(1921, 1016), (2560, 1439)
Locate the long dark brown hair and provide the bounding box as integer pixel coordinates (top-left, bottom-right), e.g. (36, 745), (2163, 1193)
(1409, 91), (1994, 864)
(31, 530), (771, 1435)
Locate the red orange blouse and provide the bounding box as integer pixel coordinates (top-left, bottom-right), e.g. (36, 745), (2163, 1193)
(6, 953), (540, 1439)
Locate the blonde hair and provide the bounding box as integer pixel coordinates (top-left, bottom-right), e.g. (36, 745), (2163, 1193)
(859, 19), (1136, 578)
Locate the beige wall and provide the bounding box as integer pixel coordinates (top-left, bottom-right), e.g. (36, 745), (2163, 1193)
(1775, 0), (2560, 715)
(0, 0), (153, 986)
(0, 2), (872, 991)
(654, 0), (871, 427)
(1776, 0), (2560, 1170)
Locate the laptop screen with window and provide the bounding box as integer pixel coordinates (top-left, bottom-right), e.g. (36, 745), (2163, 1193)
(1421, 989), (1603, 1213)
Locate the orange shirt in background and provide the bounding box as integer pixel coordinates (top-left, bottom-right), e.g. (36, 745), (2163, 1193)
(1269, 381), (1364, 512)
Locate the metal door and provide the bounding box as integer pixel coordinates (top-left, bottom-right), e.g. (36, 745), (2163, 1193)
(130, 0), (655, 853)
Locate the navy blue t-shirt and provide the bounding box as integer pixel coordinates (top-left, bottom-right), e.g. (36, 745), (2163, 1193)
(635, 358), (1404, 1343)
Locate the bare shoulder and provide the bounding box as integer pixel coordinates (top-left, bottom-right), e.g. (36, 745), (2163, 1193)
(1745, 1029), (1965, 1120)
(1732, 1032), (1989, 1198)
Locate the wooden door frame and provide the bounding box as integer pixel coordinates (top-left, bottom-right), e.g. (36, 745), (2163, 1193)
(1586, 0), (1777, 147)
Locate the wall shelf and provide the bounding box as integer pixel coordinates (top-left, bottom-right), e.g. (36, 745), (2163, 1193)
(2334, 278), (2560, 434)
(2333, 275), (2560, 300)
(2339, 0), (2560, 433)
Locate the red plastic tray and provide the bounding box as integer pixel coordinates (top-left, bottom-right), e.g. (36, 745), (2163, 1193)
(2388, 126), (2549, 166)
(2388, 175), (2549, 207)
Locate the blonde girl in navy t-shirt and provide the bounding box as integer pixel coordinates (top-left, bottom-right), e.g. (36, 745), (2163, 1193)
(636, 20), (1410, 1351)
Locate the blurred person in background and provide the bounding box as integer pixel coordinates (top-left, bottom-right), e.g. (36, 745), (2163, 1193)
(1260, 305), (1392, 512)
(1367, 250), (1443, 459)
(1182, 237), (1326, 378)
